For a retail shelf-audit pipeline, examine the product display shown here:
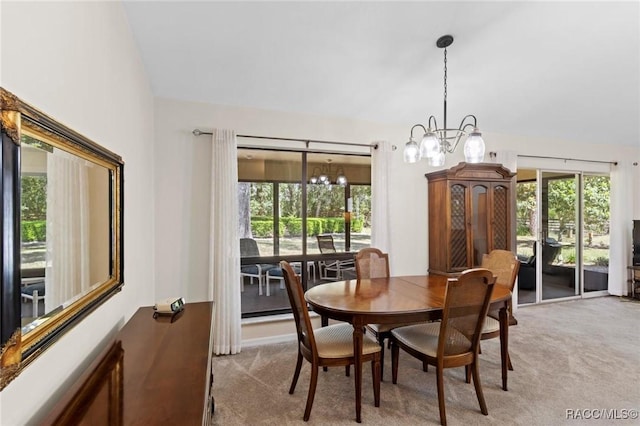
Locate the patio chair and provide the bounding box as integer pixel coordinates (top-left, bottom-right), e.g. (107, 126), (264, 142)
(240, 238), (277, 296)
(316, 234), (355, 280)
(21, 267), (46, 317)
(265, 262), (316, 296)
(518, 238), (561, 290)
(391, 268), (496, 426)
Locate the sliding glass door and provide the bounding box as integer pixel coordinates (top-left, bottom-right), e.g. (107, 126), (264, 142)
(582, 175), (611, 294)
(540, 171), (579, 301)
(516, 169), (610, 305)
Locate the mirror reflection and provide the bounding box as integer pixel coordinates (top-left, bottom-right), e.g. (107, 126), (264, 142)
(20, 135), (111, 331)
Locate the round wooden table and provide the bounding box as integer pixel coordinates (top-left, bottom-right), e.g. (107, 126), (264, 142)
(305, 275), (512, 423)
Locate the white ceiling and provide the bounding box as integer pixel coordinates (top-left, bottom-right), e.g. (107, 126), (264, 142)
(122, 1), (640, 147)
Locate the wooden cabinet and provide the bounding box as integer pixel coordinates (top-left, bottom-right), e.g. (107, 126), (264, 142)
(426, 162), (515, 276)
(43, 302), (214, 425)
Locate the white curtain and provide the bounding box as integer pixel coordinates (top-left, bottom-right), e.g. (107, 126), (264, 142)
(209, 129), (241, 355)
(371, 141), (393, 253)
(608, 161), (632, 295)
(45, 148), (90, 312)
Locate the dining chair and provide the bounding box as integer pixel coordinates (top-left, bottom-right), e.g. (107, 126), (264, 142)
(390, 268), (496, 426)
(473, 249), (520, 376)
(280, 261), (381, 421)
(240, 238), (277, 296)
(356, 247), (423, 380)
(316, 234), (355, 280)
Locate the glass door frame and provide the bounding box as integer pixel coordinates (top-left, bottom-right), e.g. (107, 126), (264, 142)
(516, 162), (612, 307)
(536, 169), (581, 303)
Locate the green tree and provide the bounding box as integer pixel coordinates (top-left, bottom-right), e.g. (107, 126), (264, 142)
(583, 176), (610, 235)
(21, 175), (47, 220)
(250, 183), (273, 217)
(547, 178), (576, 241)
(279, 183), (301, 217)
(307, 184), (345, 218)
(516, 182), (536, 236)
(238, 182), (252, 238)
(351, 185), (371, 228)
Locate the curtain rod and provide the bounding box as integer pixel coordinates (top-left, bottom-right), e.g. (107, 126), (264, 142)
(192, 129), (378, 149)
(517, 154), (617, 166)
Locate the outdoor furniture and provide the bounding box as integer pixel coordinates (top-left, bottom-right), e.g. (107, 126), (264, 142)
(240, 238), (277, 296)
(280, 261), (381, 422)
(316, 234), (355, 280)
(21, 268), (46, 317)
(21, 277), (45, 317)
(390, 269), (496, 426)
(518, 238), (562, 290)
(265, 262), (316, 296)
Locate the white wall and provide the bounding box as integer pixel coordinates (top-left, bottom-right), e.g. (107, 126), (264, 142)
(0, 2), (154, 424)
(154, 97), (432, 302)
(154, 96), (639, 336)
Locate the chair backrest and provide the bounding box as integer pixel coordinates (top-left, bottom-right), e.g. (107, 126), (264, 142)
(281, 261), (317, 356)
(355, 248), (389, 279)
(480, 249), (520, 291)
(240, 238), (261, 257)
(439, 268), (495, 357)
(316, 234), (337, 254)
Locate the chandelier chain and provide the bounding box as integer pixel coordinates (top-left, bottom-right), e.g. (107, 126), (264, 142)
(443, 48), (448, 103)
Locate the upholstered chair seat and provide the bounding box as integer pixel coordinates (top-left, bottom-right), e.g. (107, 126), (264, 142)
(392, 322), (471, 358)
(481, 316), (500, 334)
(315, 323), (380, 358)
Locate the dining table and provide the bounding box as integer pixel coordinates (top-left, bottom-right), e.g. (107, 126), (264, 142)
(304, 274), (512, 423)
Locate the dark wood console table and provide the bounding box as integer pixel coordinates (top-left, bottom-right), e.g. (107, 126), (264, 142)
(629, 266), (640, 300)
(44, 301), (214, 425)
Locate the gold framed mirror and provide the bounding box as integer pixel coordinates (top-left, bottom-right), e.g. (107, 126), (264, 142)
(0, 88), (124, 389)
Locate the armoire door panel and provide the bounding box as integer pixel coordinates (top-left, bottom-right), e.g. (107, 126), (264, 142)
(492, 184), (510, 250)
(449, 183), (468, 269)
(471, 183), (489, 267)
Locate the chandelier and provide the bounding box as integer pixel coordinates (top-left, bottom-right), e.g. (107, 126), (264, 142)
(403, 35), (485, 166)
(309, 160), (347, 186)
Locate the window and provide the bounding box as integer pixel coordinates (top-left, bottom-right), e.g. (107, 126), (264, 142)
(238, 149), (371, 317)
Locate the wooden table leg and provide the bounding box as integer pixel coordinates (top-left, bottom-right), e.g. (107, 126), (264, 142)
(352, 319), (364, 423)
(499, 304), (509, 391)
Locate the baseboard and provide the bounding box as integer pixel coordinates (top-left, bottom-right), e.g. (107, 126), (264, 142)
(242, 333), (296, 348)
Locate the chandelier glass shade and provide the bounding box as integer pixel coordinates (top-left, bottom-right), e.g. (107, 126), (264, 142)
(404, 35), (486, 165)
(309, 162), (348, 186)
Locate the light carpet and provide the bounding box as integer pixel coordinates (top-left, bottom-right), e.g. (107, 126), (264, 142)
(211, 296), (639, 425)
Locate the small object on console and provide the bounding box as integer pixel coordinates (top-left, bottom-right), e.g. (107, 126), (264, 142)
(153, 297), (185, 322)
